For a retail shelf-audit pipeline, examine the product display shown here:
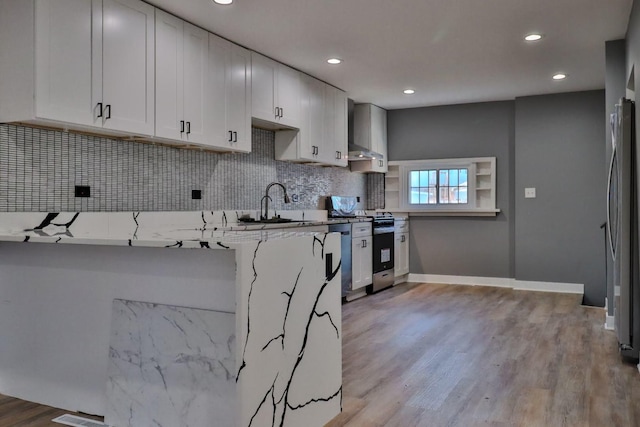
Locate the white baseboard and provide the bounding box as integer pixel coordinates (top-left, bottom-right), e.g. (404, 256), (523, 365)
(513, 280), (584, 294)
(408, 274), (584, 295)
(605, 315), (615, 331)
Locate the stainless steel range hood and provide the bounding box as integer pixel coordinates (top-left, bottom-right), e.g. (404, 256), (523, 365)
(347, 98), (384, 161)
(347, 143), (384, 161)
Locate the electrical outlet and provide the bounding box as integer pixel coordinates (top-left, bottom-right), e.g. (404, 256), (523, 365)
(192, 190), (202, 200)
(525, 188), (536, 198)
(75, 185), (90, 198)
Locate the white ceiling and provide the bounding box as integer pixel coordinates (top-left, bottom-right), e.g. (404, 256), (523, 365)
(145, 0), (634, 110)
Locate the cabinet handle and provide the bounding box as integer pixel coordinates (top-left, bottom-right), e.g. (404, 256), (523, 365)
(275, 107), (281, 118)
(186, 122), (191, 135)
(181, 120), (185, 133)
(281, 107), (284, 118)
(105, 104), (111, 120)
(96, 102), (103, 118)
(362, 239), (366, 248)
(233, 131), (237, 142)
(379, 160), (383, 167)
(401, 235), (406, 242)
(228, 130), (233, 142)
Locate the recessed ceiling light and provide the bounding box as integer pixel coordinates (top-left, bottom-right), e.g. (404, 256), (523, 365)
(525, 34), (543, 42)
(553, 73), (567, 80)
(403, 89), (415, 95)
(213, 0), (232, 4)
(327, 58), (342, 65)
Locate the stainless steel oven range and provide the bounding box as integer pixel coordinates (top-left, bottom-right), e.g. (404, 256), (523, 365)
(369, 215), (395, 293)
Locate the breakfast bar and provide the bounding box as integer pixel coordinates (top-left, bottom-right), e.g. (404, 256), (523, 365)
(0, 211), (342, 427)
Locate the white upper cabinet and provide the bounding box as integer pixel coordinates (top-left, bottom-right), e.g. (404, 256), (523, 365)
(155, 9), (207, 143)
(207, 33), (252, 152)
(323, 85), (348, 166)
(275, 74), (348, 167)
(0, 0), (154, 136)
(35, 0), (94, 126)
(350, 103), (388, 173)
(300, 74), (325, 161)
(251, 52), (301, 128)
(96, 0), (155, 135)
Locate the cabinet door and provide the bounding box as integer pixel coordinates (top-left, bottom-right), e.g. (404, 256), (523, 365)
(362, 236), (373, 285)
(400, 233), (409, 275)
(351, 239), (364, 290)
(35, 0), (94, 126)
(251, 52), (277, 123)
(300, 74), (324, 161)
(207, 33), (230, 149)
(334, 89), (348, 167)
(322, 84), (337, 165)
(101, 0), (155, 135)
(395, 232), (409, 276)
(182, 22), (208, 144)
(227, 44), (252, 152)
(394, 233), (402, 277)
(155, 9), (183, 140)
(322, 85), (348, 166)
(371, 105), (388, 172)
(276, 63), (301, 128)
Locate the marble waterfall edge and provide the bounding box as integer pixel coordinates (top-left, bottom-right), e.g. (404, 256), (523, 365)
(105, 233), (342, 427)
(106, 301), (236, 427)
(235, 234), (342, 427)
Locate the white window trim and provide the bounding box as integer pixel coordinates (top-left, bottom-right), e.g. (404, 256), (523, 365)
(390, 157), (499, 216)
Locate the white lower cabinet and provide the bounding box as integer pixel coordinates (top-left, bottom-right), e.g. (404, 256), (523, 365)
(394, 219), (410, 277)
(351, 222), (373, 291)
(352, 237), (373, 290)
(395, 232), (409, 277)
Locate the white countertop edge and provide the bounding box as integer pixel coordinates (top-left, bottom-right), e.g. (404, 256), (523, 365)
(0, 217), (372, 249)
(379, 209), (501, 217)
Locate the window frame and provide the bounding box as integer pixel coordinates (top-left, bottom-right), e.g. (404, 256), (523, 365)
(394, 157), (497, 214)
(406, 163), (476, 208)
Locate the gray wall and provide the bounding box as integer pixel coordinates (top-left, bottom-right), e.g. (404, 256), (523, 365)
(514, 90), (606, 306)
(606, 40), (627, 315)
(387, 101), (516, 278)
(0, 125), (375, 212)
(387, 92), (606, 306)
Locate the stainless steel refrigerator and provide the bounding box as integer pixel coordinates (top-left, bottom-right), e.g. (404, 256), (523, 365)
(607, 98), (640, 359)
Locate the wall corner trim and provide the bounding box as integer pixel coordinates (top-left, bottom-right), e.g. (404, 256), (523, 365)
(408, 274), (584, 295)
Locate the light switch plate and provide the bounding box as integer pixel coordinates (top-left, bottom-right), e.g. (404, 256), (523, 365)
(525, 188), (536, 198)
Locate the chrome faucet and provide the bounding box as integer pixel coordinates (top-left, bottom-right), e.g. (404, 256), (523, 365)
(261, 182), (291, 220)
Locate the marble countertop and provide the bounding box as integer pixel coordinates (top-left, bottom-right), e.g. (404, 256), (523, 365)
(0, 212), (372, 249)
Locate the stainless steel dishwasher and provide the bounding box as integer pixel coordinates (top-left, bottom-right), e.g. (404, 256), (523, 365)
(328, 222), (352, 297)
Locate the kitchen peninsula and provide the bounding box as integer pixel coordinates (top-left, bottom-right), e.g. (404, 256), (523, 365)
(0, 211), (343, 427)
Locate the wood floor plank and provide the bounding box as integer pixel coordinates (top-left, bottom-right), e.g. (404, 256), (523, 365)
(328, 282), (640, 427)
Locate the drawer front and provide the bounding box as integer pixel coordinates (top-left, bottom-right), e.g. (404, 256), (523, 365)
(351, 222), (372, 238)
(394, 220), (409, 233)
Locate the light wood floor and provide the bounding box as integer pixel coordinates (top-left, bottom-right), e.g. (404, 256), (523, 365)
(2, 282), (640, 426)
(326, 282), (640, 427)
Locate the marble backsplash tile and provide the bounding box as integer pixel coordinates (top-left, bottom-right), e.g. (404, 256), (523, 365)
(0, 125), (383, 212)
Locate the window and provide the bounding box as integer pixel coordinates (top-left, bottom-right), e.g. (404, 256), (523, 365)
(386, 157), (498, 216)
(409, 168), (468, 205)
